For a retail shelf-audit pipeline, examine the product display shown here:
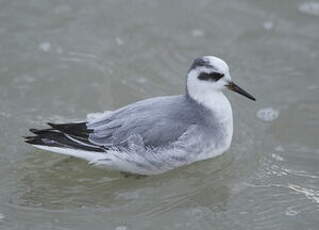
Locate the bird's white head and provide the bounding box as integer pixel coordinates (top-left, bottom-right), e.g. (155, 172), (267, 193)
(186, 56), (255, 104)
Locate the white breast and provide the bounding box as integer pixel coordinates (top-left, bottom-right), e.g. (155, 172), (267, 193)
(187, 72), (234, 160)
(194, 91), (234, 161)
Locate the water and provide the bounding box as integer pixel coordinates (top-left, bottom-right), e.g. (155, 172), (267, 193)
(0, 0), (318, 229)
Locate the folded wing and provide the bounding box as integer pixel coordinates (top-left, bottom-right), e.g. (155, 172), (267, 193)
(25, 95), (198, 152)
(87, 96), (194, 148)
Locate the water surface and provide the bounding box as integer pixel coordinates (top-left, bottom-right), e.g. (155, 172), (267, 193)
(0, 0), (318, 229)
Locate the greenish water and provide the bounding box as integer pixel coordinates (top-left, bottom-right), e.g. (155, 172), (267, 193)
(0, 0), (318, 229)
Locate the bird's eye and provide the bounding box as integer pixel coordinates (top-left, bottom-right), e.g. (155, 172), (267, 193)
(198, 72), (224, 81)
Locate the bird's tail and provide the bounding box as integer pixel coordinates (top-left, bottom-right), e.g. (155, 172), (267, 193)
(24, 123), (107, 162)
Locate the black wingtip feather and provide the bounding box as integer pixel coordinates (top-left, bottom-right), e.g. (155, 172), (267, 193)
(47, 122), (91, 138)
(25, 127), (105, 152)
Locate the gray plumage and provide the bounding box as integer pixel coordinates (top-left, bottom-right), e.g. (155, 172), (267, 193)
(88, 95), (215, 149)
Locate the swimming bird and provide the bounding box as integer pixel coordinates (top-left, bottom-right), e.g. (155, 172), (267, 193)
(25, 56), (255, 175)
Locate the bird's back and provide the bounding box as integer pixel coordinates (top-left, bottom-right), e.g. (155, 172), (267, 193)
(87, 95), (214, 148)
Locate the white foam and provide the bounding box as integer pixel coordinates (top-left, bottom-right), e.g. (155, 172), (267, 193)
(263, 21), (274, 30)
(288, 184), (319, 204)
(116, 191), (140, 200)
(0, 213), (4, 222)
(285, 207), (299, 216)
(271, 153), (284, 161)
(136, 77), (147, 84)
(39, 42), (51, 52)
(275, 145), (285, 152)
(298, 2), (319, 16)
(257, 107), (279, 122)
(115, 226), (128, 230)
(115, 37), (124, 46)
(191, 29), (205, 37)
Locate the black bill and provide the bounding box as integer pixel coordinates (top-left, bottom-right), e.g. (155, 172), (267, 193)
(226, 81), (256, 101)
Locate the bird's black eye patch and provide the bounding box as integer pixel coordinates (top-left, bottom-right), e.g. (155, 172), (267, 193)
(198, 72), (224, 81)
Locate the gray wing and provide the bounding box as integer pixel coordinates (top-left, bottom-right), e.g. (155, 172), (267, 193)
(87, 95), (200, 148)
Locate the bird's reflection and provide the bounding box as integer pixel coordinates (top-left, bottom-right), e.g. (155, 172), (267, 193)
(14, 149), (234, 216)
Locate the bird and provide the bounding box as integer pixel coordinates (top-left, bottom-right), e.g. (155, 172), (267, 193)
(25, 56), (255, 175)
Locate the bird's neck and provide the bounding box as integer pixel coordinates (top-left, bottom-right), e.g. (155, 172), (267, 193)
(186, 88), (234, 154)
(187, 88), (232, 122)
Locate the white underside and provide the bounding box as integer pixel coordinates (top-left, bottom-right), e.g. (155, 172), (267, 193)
(33, 136), (230, 175)
(33, 145), (107, 162)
